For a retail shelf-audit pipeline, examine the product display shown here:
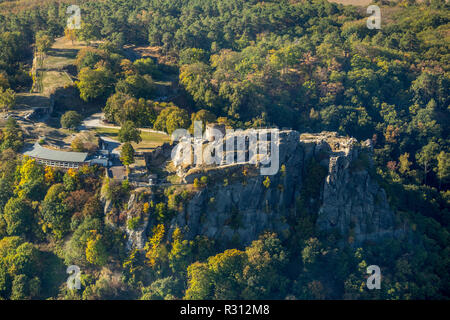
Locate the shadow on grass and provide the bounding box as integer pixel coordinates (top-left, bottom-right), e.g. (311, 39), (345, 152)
(48, 48), (78, 59)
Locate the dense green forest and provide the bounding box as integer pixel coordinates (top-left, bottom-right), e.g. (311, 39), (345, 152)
(0, 0), (449, 299)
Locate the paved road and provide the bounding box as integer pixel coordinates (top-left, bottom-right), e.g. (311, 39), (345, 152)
(80, 112), (170, 160)
(80, 112), (168, 136)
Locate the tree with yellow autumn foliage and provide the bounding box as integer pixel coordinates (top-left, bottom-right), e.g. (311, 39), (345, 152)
(64, 27), (77, 45)
(14, 157), (45, 200)
(44, 166), (55, 185)
(168, 228), (192, 274)
(85, 230), (108, 266)
(144, 224), (168, 276)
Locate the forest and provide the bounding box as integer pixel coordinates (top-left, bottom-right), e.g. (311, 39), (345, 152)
(0, 0), (448, 300)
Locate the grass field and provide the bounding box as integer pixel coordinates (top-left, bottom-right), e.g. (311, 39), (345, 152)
(36, 37), (85, 94)
(25, 37), (80, 97)
(41, 70), (73, 95)
(92, 127), (170, 151)
(41, 54), (76, 70)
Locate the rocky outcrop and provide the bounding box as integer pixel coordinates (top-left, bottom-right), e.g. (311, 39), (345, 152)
(124, 191), (151, 250)
(168, 130), (403, 247)
(101, 184), (153, 250)
(104, 130), (404, 251)
(316, 145), (399, 243)
(144, 142), (173, 168)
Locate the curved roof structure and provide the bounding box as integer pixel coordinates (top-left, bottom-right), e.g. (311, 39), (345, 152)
(23, 142), (88, 163)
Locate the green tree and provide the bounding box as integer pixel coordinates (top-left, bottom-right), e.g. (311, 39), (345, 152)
(184, 262), (212, 300)
(416, 141), (440, 184)
(154, 106), (190, 134)
(40, 184), (70, 239)
(120, 142), (135, 167)
(398, 153), (412, 175)
(133, 58), (159, 77)
(179, 62), (219, 109)
(179, 48), (207, 65)
(435, 151), (450, 188)
(154, 203), (168, 223)
(122, 248), (145, 286)
(0, 72), (9, 90)
(118, 121), (142, 144)
(75, 47), (104, 71)
(0, 237), (40, 299)
(64, 217), (103, 266)
(71, 137), (86, 152)
(10, 274), (39, 300)
(207, 249), (246, 299)
(141, 276), (180, 300)
(85, 231), (108, 266)
(241, 233), (289, 299)
(3, 197), (33, 236)
(116, 74), (154, 99)
(0, 87), (15, 111)
(14, 157), (45, 200)
(411, 72), (448, 108)
(168, 228), (192, 274)
(77, 67), (114, 102)
(35, 31), (54, 54)
(61, 111), (82, 130)
(189, 109), (216, 133)
(63, 169), (80, 192)
(302, 237), (321, 266)
(104, 92), (131, 124)
(0, 118), (23, 151)
(185, 248), (247, 299)
(76, 23), (99, 45)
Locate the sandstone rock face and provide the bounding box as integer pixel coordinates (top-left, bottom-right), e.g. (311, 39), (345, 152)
(103, 187), (153, 250)
(168, 130), (401, 246)
(316, 146), (397, 243)
(124, 192), (150, 250)
(144, 142), (173, 168)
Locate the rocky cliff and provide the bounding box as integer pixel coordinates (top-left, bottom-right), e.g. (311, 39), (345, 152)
(167, 130), (403, 247)
(117, 130), (404, 249)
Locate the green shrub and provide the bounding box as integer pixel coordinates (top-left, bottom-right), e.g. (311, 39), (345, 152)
(128, 216), (142, 230)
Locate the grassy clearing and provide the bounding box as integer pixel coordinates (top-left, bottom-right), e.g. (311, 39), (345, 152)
(92, 127), (170, 151)
(15, 92), (52, 109)
(26, 37), (81, 98)
(42, 54), (76, 70)
(92, 127), (119, 138)
(41, 38), (85, 69)
(41, 71), (73, 95)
